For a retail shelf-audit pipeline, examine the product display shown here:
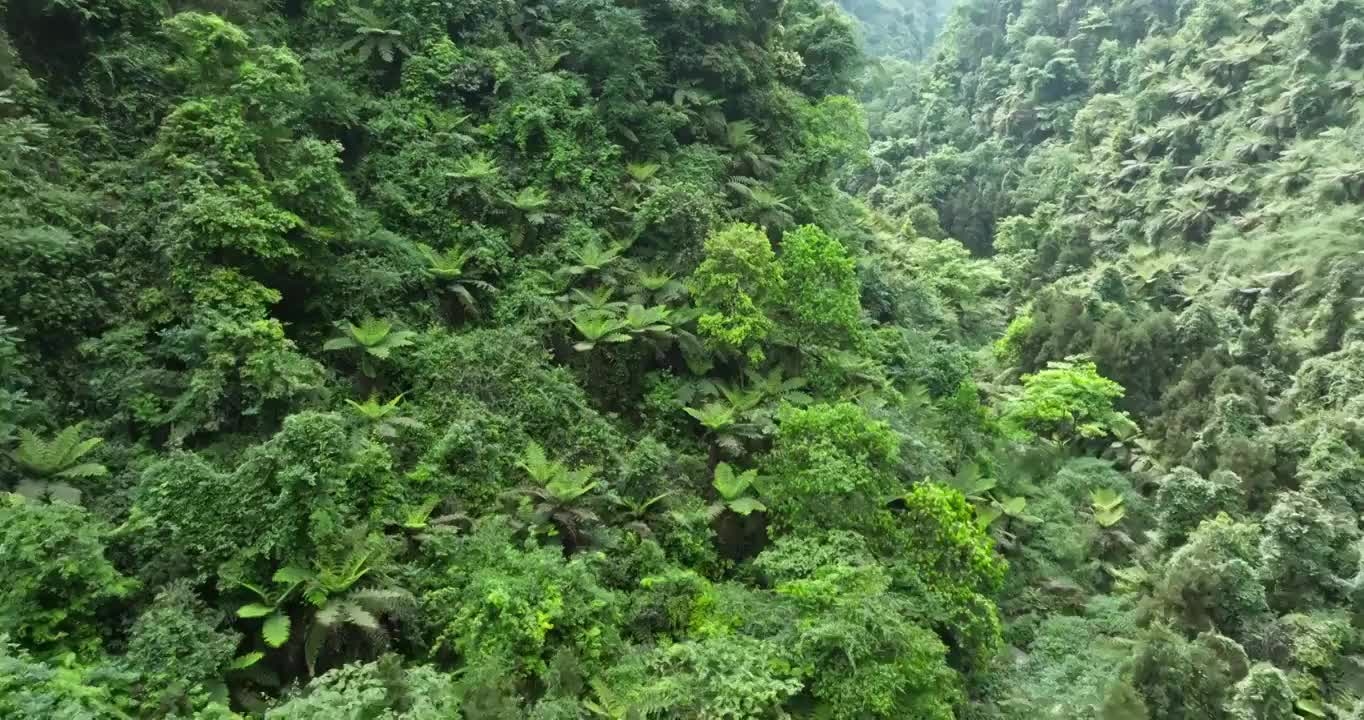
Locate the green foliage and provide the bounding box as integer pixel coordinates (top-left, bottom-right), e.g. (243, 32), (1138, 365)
(0, 638), (137, 720)
(690, 223), (783, 364)
(35, 0), (1364, 713)
(1154, 467), (1242, 548)
(1156, 514), (1268, 640)
(710, 462), (767, 517)
(324, 319), (419, 378)
(1259, 490), (1351, 610)
(1122, 625), (1243, 720)
(420, 520), (622, 683)
(1002, 358), (1137, 445)
(610, 634), (802, 719)
(761, 402), (901, 534)
(124, 581), (239, 713)
(9, 424), (106, 504)
(0, 496), (135, 657)
(1226, 664), (1296, 720)
(264, 657), (460, 719)
(760, 532), (961, 718)
(130, 412), (391, 572)
(776, 224), (863, 347)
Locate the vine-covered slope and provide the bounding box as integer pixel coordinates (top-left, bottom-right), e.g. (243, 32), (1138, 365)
(3, 0), (1364, 718)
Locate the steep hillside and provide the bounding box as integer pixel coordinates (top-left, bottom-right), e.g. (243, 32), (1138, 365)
(0, 0), (1014, 717)
(3, 0), (1362, 717)
(856, 0), (1364, 717)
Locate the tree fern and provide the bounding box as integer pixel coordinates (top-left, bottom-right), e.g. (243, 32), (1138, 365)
(324, 318), (417, 377)
(13, 424), (106, 479)
(345, 394), (424, 442)
(710, 462), (766, 517)
(339, 7), (411, 63)
(508, 442), (603, 552)
(10, 424), (107, 504)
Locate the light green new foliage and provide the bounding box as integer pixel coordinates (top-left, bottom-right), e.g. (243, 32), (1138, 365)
(709, 462), (767, 517)
(1002, 358), (1137, 445)
(777, 225), (862, 347)
(421, 521), (623, 682)
(886, 483), (1006, 673)
(324, 318), (418, 377)
(690, 223), (783, 364)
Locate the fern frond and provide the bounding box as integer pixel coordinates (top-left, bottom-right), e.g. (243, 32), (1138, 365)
(315, 603), (342, 628)
(342, 602), (380, 631)
(304, 623), (327, 677)
(54, 463), (107, 479)
(14, 479), (81, 505)
(352, 588), (416, 614)
(273, 566), (315, 585)
(262, 613), (291, 648)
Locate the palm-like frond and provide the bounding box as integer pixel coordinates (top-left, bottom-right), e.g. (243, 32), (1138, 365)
(325, 318), (418, 365)
(710, 462), (765, 515)
(417, 243), (476, 280)
(572, 313), (631, 351)
(13, 479), (83, 505)
(448, 152), (500, 182)
(339, 7), (411, 63)
(564, 241), (624, 280)
(12, 425), (107, 480)
(510, 187), (552, 214)
(564, 287), (628, 316)
(625, 162), (661, 185)
(622, 304), (672, 334)
(684, 402), (736, 431)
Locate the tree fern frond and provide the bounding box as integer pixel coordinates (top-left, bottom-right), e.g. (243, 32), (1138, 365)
(342, 602), (380, 631)
(14, 479), (82, 505)
(352, 588), (416, 615)
(273, 566), (315, 585)
(304, 622), (328, 677)
(262, 612), (291, 648)
(315, 603), (342, 628)
(322, 336), (358, 352)
(54, 463), (108, 479)
(14, 425), (106, 480)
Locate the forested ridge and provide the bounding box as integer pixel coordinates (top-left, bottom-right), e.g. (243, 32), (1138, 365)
(2, 0), (1363, 717)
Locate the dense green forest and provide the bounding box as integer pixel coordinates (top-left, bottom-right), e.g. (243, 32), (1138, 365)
(2, 0), (1363, 716)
